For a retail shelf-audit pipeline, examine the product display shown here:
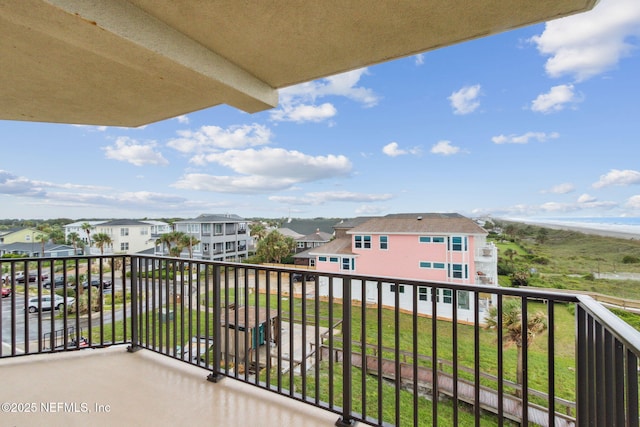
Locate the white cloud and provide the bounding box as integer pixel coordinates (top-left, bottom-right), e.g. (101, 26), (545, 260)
(577, 193), (597, 203)
(593, 169), (640, 188)
(103, 137), (168, 166)
(530, 0), (640, 81)
(531, 85), (580, 113)
(269, 191), (393, 206)
(430, 140), (461, 156)
(172, 148), (352, 194)
(174, 115), (190, 124)
(415, 54), (425, 66)
(626, 195), (640, 209)
(382, 142), (421, 157)
(544, 183), (575, 194)
(355, 205), (388, 215)
(492, 132), (560, 144)
(270, 103), (337, 123)
(271, 68), (379, 123)
(448, 85), (481, 115)
(167, 123), (272, 157)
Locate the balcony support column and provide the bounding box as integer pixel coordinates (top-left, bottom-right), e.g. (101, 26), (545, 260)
(336, 277), (355, 427)
(208, 264), (223, 383)
(127, 256), (141, 353)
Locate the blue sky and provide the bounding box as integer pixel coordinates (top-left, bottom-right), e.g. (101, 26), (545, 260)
(1, 0), (640, 221)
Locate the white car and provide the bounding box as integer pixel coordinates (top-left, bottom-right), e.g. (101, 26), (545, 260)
(26, 294), (75, 313)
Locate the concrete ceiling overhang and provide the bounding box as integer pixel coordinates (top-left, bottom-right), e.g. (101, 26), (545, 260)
(0, 0), (598, 127)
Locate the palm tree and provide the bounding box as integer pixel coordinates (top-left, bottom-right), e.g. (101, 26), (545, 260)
(80, 222), (93, 249)
(485, 299), (547, 397)
(250, 223), (267, 242)
(67, 232), (81, 255)
(179, 234), (200, 259)
(35, 233), (48, 257)
(92, 233), (113, 255)
(503, 248), (516, 263)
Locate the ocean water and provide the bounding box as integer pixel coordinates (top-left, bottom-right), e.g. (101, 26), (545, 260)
(515, 217), (640, 237)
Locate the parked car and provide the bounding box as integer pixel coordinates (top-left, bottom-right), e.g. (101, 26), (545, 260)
(80, 279), (112, 290)
(43, 276), (68, 289)
(292, 272), (315, 282)
(1, 287), (10, 298)
(26, 295), (75, 313)
(16, 272), (48, 284)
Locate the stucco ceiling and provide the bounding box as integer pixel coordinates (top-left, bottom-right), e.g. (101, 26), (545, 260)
(0, 0), (598, 127)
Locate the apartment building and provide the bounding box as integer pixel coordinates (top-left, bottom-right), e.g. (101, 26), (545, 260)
(170, 214), (249, 261)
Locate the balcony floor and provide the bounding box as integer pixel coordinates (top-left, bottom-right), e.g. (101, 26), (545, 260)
(0, 345), (338, 426)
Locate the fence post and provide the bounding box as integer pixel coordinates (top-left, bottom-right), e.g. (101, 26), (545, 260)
(208, 264), (222, 382)
(127, 256), (141, 352)
(336, 277), (354, 426)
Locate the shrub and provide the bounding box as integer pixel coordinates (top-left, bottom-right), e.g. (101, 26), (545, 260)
(583, 273), (595, 281)
(622, 255), (640, 264)
(510, 270), (530, 287)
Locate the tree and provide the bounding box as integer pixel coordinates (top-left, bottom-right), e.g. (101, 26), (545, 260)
(256, 231), (296, 263)
(67, 232), (81, 255)
(503, 248), (516, 263)
(179, 233), (200, 259)
(81, 222), (93, 248)
(156, 233), (174, 256)
(485, 299), (547, 397)
(504, 224), (517, 240)
(250, 223), (267, 243)
(35, 233), (48, 257)
(92, 233), (113, 255)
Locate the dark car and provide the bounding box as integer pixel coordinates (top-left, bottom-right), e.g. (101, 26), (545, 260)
(16, 273), (48, 284)
(292, 273), (315, 282)
(80, 279), (112, 290)
(44, 276), (67, 289)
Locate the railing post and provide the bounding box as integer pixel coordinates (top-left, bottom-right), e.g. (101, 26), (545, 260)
(208, 264), (222, 382)
(127, 256), (141, 352)
(336, 277), (354, 427)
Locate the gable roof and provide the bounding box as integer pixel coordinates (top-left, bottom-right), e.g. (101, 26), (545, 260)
(348, 213), (487, 235)
(298, 230), (333, 243)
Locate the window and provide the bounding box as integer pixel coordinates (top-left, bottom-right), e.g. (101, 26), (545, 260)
(342, 257), (354, 271)
(390, 284), (405, 293)
(225, 242), (234, 251)
(449, 236), (467, 251)
(203, 243), (209, 252)
(319, 256), (327, 262)
(380, 235), (388, 250)
(418, 287), (429, 301)
(433, 262), (445, 269)
(120, 228), (129, 236)
(140, 228), (148, 235)
(450, 263), (468, 279)
(329, 257), (339, 263)
(202, 224), (211, 234)
(354, 235), (372, 249)
(458, 290), (470, 309)
(120, 242), (129, 251)
(419, 261), (431, 269)
(437, 289), (452, 304)
(297, 242), (305, 248)
(214, 224), (223, 235)
(309, 259), (315, 267)
(419, 236), (444, 243)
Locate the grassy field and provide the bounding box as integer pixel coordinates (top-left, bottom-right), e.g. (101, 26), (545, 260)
(492, 221), (640, 300)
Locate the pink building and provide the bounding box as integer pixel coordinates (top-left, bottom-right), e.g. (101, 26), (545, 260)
(310, 213), (498, 323)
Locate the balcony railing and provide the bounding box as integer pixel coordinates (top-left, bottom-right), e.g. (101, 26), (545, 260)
(1, 255), (639, 426)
